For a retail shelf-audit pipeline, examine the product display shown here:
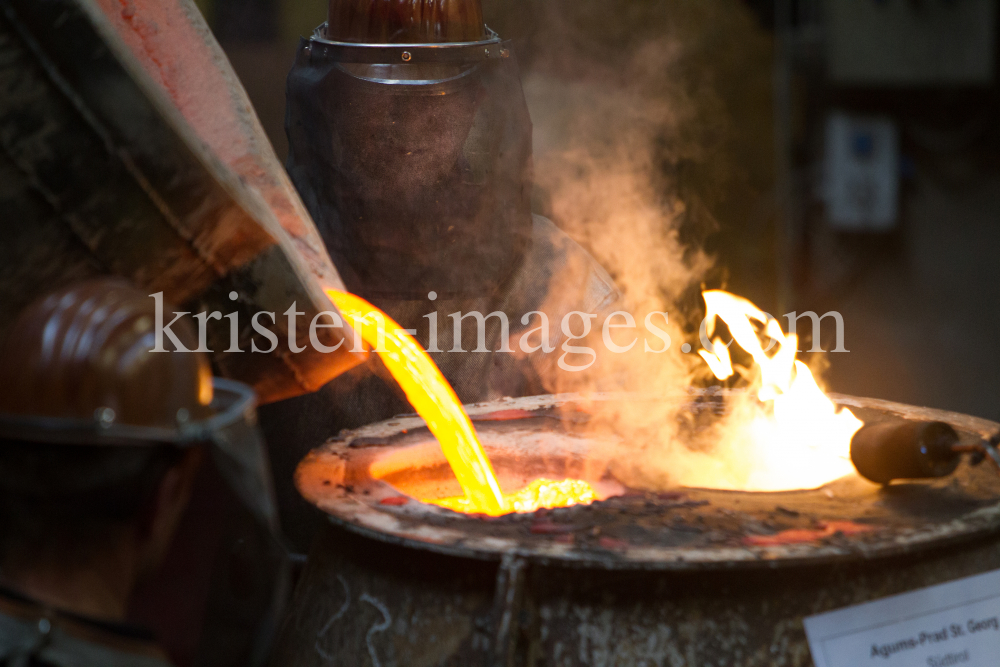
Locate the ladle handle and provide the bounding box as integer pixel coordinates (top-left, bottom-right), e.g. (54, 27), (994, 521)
(850, 420), (961, 484)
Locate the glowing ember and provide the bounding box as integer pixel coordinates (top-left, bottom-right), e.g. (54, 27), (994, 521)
(696, 290), (864, 491)
(326, 290), (597, 515)
(434, 478), (598, 516)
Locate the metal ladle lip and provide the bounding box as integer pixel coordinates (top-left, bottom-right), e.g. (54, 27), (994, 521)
(307, 23), (508, 64)
(0, 378), (255, 448)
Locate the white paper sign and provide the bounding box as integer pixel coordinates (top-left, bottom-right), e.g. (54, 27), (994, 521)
(804, 569), (1000, 667)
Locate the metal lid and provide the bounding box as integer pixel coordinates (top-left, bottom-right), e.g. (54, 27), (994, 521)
(297, 392), (1000, 570)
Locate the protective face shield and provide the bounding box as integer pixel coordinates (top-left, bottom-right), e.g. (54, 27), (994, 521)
(0, 278), (279, 535)
(285, 25), (534, 300)
(0, 377), (277, 534)
(0, 278), (286, 667)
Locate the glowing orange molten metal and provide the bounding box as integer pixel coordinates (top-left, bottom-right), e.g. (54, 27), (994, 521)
(325, 290), (596, 515)
(697, 290), (864, 491)
(434, 478), (598, 514)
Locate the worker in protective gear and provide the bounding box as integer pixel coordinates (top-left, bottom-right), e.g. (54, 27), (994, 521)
(0, 279), (281, 667)
(261, 0), (623, 548)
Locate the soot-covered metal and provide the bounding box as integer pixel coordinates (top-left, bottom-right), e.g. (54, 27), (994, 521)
(271, 393), (1000, 666)
(285, 25), (533, 301)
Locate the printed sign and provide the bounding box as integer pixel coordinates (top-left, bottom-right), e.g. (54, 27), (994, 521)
(804, 569), (1000, 667)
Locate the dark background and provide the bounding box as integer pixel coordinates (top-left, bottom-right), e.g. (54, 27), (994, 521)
(196, 0), (1000, 422)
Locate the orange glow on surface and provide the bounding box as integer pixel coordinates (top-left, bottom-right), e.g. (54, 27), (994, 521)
(697, 290), (864, 491)
(326, 290), (596, 515)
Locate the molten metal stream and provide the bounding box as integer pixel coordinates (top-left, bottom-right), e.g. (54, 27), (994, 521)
(326, 290), (596, 515)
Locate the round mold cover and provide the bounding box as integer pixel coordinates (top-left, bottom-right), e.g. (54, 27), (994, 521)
(296, 392), (1000, 570)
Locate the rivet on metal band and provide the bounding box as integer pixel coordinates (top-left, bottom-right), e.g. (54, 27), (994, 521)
(308, 23), (508, 65)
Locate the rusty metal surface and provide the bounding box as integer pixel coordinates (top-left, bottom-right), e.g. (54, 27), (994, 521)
(271, 520), (1000, 667)
(296, 392), (1000, 569)
(91, 0), (350, 298)
(0, 0), (363, 404)
(274, 394), (1000, 665)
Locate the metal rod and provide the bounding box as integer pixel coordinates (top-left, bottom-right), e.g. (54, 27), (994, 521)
(951, 440), (1000, 474)
(982, 440), (1000, 472)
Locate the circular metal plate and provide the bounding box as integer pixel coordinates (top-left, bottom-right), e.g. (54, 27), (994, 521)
(296, 393), (1000, 570)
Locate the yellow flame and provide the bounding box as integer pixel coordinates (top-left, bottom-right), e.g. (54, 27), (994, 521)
(698, 336), (732, 379)
(698, 290), (863, 491)
(326, 290), (597, 515)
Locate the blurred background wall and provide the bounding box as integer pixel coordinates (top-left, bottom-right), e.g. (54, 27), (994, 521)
(195, 0), (1000, 422)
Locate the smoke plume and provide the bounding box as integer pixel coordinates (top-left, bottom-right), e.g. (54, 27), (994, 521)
(485, 0), (782, 490)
